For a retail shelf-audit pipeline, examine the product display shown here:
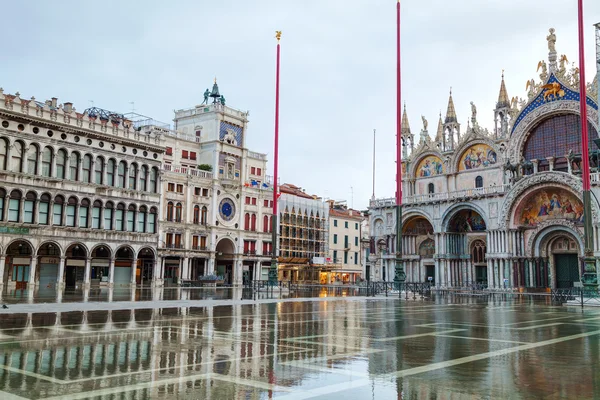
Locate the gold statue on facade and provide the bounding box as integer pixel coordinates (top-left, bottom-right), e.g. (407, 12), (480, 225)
(275, 31), (282, 42)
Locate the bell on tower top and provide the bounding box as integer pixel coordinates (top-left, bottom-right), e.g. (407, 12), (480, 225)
(210, 78), (221, 103)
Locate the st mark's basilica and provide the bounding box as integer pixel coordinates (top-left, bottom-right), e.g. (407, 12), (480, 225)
(368, 28), (600, 291)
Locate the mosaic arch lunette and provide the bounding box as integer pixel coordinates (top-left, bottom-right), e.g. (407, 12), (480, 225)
(514, 187), (583, 227)
(448, 210), (487, 233)
(415, 155), (444, 178)
(403, 216), (434, 235)
(458, 144), (498, 171)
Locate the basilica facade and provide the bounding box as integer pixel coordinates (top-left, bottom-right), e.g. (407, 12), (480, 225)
(368, 28), (600, 290)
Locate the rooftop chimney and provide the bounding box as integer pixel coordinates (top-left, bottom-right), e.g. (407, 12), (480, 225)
(64, 102), (73, 113)
(51, 97), (57, 108)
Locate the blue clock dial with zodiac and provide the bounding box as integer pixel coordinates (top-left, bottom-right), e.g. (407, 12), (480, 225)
(219, 198), (236, 221)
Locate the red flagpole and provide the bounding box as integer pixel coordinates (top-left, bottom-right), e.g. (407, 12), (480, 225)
(396, 0), (402, 206)
(578, 0), (590, 191)
(270, 31), (281, 285)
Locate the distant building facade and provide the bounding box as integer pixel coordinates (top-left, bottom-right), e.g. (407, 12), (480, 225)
(327, 201), (364, 284)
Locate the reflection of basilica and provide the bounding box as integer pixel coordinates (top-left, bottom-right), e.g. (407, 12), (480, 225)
(369, 28), (599, 290)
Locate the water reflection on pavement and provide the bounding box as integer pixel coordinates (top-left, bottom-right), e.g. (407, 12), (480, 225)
(0, 296), (599, 399)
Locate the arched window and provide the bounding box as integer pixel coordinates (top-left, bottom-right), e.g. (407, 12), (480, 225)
(41, 146), (52, 177)
(127, 204), (136, 231)
(263, 215), (269, 233)
(106, 159), (115, 186)
(11, 141), (24, 173)
(0, 138), (7, 170)
(193, 205), (200, 224)
(69, 152), (80, 181)
(66, 196), (77, 226)
(92, 200), (102, 229)
(244, 213), (250, 230)
(24, 192), (36, 223)
(26, 144), (38, 175)
(201, 206), (208, 225)
(148, 207), (157, 233)
(175, 203), (182, 222)
(475, 176), (483, 188)
(128, 163), (137, 190)
(80, 198), (90, 227)
(166, 202), (174, 221)
(39, 193), (50, 225)
(53, 195), (64, 225)
(116, 203), (125, 231)
(471, 240), (487, 264)
(8, 190), (21, 222)
(118, 161), (127, 188)
(428, 183), (434, 194)
(251, 214), (257, 231)
(0, 188), (5, 221)
(82, 154), (92, 183)
(140, 165), (148, 191)
(56, 149), (67, 179)
(149, 167), (158, 193)
(524, 114), (599, 171)
(138, 205), (147, 233)
(95, 156), (104, 184)
(104, 201), (114, 230)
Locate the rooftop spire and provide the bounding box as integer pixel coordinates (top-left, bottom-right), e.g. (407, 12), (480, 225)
(435, 111), (443, 142)
(445, 88), (457, 123)
(497, 70), (510, 109)
(401, 103), (411, 134)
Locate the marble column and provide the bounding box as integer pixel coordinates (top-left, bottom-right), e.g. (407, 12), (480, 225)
(56, 256), (65, 289)
(84, 257), (91, 287)
(108, 257), (115, 287)
(0, 255), (5, 286)
(130, 258), (138, 285)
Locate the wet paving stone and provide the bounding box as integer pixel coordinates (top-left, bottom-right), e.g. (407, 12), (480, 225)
(0, 297), (599, 399)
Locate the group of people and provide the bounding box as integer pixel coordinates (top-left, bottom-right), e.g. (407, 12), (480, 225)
(463, 147), (497, 170)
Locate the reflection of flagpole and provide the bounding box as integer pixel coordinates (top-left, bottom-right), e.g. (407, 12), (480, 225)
(270, 31), (282, 285)
(577, 0), (598, 288)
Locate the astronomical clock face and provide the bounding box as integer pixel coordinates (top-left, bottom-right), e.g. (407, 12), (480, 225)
(219, 198), (236, 222)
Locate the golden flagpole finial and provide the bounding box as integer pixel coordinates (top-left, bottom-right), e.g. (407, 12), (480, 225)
(275, 31), (282, 42)
(214, 77), (217, 84)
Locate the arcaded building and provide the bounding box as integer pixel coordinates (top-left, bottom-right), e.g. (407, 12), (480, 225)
(368, 28), (599, 290)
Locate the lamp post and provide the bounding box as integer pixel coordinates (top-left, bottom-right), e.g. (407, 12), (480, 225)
(269, 31), (282, 286)
(393, 0), (406, 288)
(577, 0), (598, 289)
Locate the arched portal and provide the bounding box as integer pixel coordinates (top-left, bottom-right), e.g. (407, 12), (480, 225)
(137, 247), (155, 285)
(91, 245), (111, 285)
(5, 240), (34, 290)
(444, 208), (487, 287)
(114, 246), (134, 287)
(402, 216), (434, 283)
(215, 238), (236, 285)
(531, 227), (582, 289)
(65, 243), (87, 288)
(37, 242), (61, 291)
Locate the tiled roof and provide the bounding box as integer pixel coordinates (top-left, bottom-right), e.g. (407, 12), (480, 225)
(280, 183), (315, 199)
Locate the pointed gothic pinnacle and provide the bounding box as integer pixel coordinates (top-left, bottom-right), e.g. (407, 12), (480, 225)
(497, 70), (510, 109)
(401, 103), (411, 134)
(435, 112), (443, 142)
(445, 88), (457, 123)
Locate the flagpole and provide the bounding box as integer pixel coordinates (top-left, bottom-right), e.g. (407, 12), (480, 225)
(577, 1), (598, 289)
(394, 0), (406, 286)
(270, 31), (282, 286)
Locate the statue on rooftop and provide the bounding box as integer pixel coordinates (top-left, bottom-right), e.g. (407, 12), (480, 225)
(547, 28), (556, 53)
(220, 95), (226, 106)
(202, 88), (210, 104)
(470, 102), (477, 120)
(421, 115), (428, 131)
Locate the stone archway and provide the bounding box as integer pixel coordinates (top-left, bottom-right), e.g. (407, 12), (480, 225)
(5, 240), (34, 290)
(402, 215), (434, 283)
(215, 238), (236, 285)
(64, 243), (88, 289)
(137, 247), (155, 285)
(37, 242), (62, 291)
(529, 225), (583, 289)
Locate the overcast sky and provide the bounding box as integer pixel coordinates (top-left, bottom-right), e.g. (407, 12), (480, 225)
(3, 0), (599, 210)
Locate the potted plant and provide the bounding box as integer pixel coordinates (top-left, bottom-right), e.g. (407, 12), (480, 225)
(198, 164), (213, 172)
(198, 274), (224, 287)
